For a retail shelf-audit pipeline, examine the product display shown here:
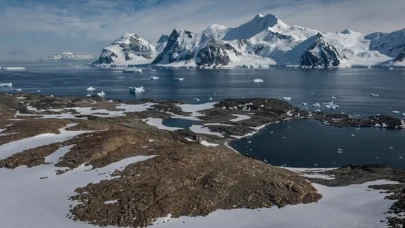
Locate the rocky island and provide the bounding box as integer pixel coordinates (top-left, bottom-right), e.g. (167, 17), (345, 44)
(0, 92), (404, 227)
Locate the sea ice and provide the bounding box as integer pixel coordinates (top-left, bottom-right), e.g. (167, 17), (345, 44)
(86, 86), (96, 91)
(97, 91), (106, 97)
(129, 86), (145, 93)
(252, 79), (264, 83)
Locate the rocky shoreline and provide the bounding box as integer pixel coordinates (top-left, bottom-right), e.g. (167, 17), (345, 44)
(0, 92), (405, 227)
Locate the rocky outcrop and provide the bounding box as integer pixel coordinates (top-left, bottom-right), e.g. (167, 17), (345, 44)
(394, 48), (405, 62)
(152, 29), (200, 65)
(196, 41), (231, 67)
(93, 49), (118, 64)
(300, 33), (343, 68)
(93, 33), (156, 64)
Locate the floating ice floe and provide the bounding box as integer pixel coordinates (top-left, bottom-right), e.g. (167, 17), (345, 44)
(392, 111), (400, 114)
(123, 68), (136, 73)
(97, 91), (106, 97)
(402, 113), (405, 117)
(0, 82), (12, 87)
(312, 103), (321, 107)
(252, 79), (264, 83)
(325, 101), (339, 110)
(86, 86), (96, 92)
(283, 97), (292, 101)
(370, 93), (379, 97)
(389, 67), (394, 70)
(150, 76), (159, 80)
(135, 69), (142, 73)
(209, 97), (213, 101)
(302, 103), (308, 106)
(330, 96), (337, 99)
(129, 86), (145, 93)
(315, 109), (322, 113)
(1, 67), (25, 70)
(15, 88), (22, 92)
(173, 78), (184, 81)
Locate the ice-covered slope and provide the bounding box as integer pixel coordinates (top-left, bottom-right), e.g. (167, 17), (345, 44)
(369, 29), (405, 57)
(93, 33), (160, 65)
(94, 13), (405, 68)
(152, 29), (202, 66)
(223, 14), (287, 40)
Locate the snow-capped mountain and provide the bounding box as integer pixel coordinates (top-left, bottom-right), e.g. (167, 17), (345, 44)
(369, 29), (405, 57)
(93, 14), (405, 68)
(152, 29), (202, 65)
(93, 33), (164, 65)
(299, 33), (343, 68)
(40, 52), (94, 62)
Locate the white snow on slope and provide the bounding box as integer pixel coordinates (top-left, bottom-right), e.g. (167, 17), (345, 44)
(177, 102), (217, 118)
(0, 124), (91, 160)
(150, 180), (397, 228)
(0, 155), (154, 228)
(144, 118), (181, 131)
(189, 125), (224, 137)
(230, 114), (251, 122)
(44, 145), (75, 164)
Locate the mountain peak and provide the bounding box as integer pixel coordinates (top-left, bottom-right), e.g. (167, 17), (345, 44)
(223, 13), (286, 40)
(254, 13), (279, 21)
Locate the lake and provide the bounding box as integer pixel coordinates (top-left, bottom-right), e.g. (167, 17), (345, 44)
(1, 62), (404, 167)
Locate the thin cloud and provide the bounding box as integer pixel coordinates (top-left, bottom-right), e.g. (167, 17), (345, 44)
(0, 0), (404, 60)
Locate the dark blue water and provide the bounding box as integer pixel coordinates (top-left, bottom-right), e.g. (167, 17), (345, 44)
(161, 118), (200, 129)
(231, 119), (405, 168)
(1, 62), (405, 168)
(1, 63), (405, 117)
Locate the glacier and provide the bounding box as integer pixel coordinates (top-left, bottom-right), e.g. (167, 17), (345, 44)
(93, 14), (405, 69)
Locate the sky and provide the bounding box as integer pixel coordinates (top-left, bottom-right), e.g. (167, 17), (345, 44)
(1, 0), (405, 61)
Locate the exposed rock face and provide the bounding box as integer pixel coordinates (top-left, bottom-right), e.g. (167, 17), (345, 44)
(394, 48), (405, 62)
(70, 145), (321, 228)
(300, 33), (342, 68)
(93, 49), (118, 64)
(93, 33), (156, 64)
(196, 41), (231, 67)
(152, 29), (200, 65)
(0, 93), (322, 228)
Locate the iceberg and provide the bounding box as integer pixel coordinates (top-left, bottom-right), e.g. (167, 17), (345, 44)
(0, 67), (25, 71)
(150, 76), (159, 80)
(392, 111), (400, 114)
(129, 86), (145, 93)
(315, 109), (322, 113)
(283, 97), (291, 101)
(15, 88), (22, 92)
(135, 69), (142, 73)
(302, 103), (308, 106)
(370, 93), (379, 97)
(252, 78), (264, 83)
(0, 82), (12, 87)
(97, 91), (106, 97)
(174, 78), (184, 81)
(330, 96), (337, 99)
(325, 101), (339, 109)
(86, 86), (96, 91)
(312, 103), (321, 107)
(123, 68), (136, 73)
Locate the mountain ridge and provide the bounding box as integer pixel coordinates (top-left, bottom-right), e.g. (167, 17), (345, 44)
(93, 14), (405, 68)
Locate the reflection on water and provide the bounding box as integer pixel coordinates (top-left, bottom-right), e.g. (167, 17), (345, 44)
(231, 119), (405, 168)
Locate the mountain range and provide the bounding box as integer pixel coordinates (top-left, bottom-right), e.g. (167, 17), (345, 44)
(93, 14), (405, 68)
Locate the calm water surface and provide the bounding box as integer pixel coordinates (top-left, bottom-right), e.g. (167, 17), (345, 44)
(1, 62), (404, 167)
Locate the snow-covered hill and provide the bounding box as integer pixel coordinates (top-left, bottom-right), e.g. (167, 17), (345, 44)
(93, 14), (405, 68)
(93, 33), (163, 65)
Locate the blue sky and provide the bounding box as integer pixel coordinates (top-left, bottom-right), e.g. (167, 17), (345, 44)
(1, 0), (404, 60)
